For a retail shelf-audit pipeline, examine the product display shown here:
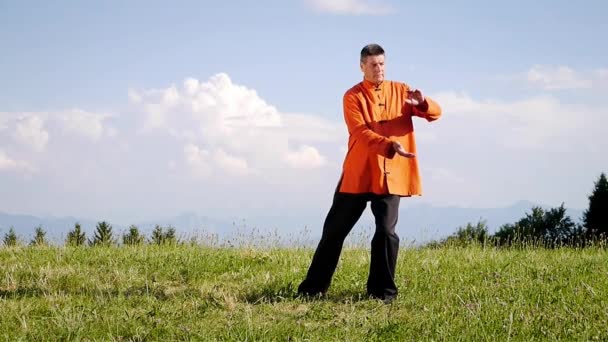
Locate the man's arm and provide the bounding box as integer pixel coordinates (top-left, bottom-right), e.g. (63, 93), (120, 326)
(412, 97), (442, 122)
(343, 92), (396, 158)
(404, 87), (442, 122)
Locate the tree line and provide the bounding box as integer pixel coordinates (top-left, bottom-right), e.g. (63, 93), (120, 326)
(2, 223), (179, 247)
(436, 173), (608, 248)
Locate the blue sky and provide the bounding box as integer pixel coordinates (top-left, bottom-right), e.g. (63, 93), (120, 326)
(1, 0), (607, 224)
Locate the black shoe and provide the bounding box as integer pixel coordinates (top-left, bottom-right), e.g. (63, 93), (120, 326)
(296, 288), (325, 299)
(297, 281), (326, 297)
(368, 293), (397, 304)
(296, 291), (325, 301)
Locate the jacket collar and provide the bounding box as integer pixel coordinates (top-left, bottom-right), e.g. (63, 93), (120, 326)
(361, 79), (385, 91)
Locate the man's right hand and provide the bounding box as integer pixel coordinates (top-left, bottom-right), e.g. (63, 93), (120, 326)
(392, 141), (415, 158)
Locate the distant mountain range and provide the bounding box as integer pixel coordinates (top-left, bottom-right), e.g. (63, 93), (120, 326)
(0, 201), (584, 245)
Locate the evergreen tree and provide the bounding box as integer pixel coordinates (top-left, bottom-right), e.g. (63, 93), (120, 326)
(3, 227), (19, 247)
(89, 221), (115, 246)
(164, 226), (177, 245)
(151, 225), (165, 245)
(583, 173), (608, 238)
(66, 223), (86, 247)
(122, 225), (144, 245)
(150, 225), (178, 245)
(30, 226), (48, 246)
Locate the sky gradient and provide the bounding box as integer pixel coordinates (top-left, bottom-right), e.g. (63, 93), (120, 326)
(1, 0), (607, 225)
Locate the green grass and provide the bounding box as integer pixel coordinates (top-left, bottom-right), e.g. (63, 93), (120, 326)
(1, 245), (607, 340)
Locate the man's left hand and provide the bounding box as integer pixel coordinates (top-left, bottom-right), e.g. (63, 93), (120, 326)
(404, 89), (425, 106)
(392, 141), (416, 158)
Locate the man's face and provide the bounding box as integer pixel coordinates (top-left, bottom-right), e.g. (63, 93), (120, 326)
(360, 54), (385, 84)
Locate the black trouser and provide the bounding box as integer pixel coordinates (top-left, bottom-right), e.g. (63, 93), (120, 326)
(298, 190), (401, 299)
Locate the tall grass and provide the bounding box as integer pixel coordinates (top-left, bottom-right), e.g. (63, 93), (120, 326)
(1, 243), (607, 340)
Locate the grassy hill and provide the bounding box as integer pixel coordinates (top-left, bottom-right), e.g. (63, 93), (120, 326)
(1, 244), (607, 340)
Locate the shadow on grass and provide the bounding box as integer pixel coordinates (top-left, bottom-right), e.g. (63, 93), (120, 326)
(2, 284), (383, 305)
(0, 287), (46, 299)
(0, 285), (187, 301)
(242, 282), (374, 304)
(0, 286), (126, 299)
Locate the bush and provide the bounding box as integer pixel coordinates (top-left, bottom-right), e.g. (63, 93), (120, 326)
(437, 220), (490, 247)
(493, 204), (579, 248)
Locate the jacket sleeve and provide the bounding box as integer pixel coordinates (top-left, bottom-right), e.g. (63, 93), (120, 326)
(412, 97), (442, 122)
(343, 92), (396, 158)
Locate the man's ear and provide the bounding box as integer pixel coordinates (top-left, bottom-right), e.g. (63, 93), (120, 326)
(360, 61), (364, 72)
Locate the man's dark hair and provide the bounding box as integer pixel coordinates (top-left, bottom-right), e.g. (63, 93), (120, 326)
(360, 43), (385, 63)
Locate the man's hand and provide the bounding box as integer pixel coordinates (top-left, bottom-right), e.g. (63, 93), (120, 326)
(404, 89), (425, 106)
(392, 141), (415, 158)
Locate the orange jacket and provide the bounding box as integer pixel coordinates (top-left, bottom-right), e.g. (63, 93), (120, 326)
(338, 79), (442, 196)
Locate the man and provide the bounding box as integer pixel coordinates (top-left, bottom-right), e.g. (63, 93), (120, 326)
(297, 43), (442, 303)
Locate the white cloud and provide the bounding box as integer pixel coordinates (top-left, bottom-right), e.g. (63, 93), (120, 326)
(0, 150), (18, 171)
(214, 149), (251, 175)
(59, 109), (109, 141)
(282, 113), (344, 143)
(131, 73), (329, 177)
(432, 91), (595, 148)
(426, 167), (466, 185)
(4, 109), (111, 147)
(183, 143), (252, 177)
(0, 113), (9, 131)
(595, 68), (608, 78)
(129, 85), (183, 130)
(0, 75), (335, 210)
(411, 89), (608, 209)
(0, 108), (115, 179)
(526, 65), (592, 90)
(127, 89), (142, 104)
(106, 126), (118, 138)
(184, 77), (199, 95)
(509, 65), (608, 91)
(285, 145), (326, 169)
(131, 73), (281, 133)
(14, 115), (49, 152)
(0, 150), (34, 173)
(184, 143), (212, 178)
(305, 0), (394, 15)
